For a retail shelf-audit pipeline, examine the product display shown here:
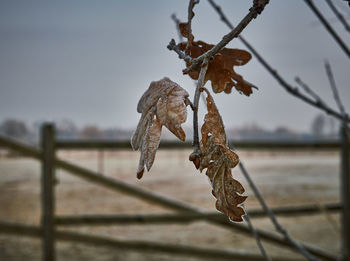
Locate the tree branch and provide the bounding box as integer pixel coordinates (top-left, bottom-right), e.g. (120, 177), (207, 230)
(208, 0), (350, 124)
(183, 0), (270, 74)
(325, 0), (350, 33)
(238, 161), (321, 261)
(324, 60), (347, 118)
(304, 0), (350, 59)
(295, 77), (327, 108)
(171, 14), (184, 42)
(243, 206), (272, 261)
(192, 58), (209, 151)
(167, 39), (192, 63)
(188, 59), (209, 169)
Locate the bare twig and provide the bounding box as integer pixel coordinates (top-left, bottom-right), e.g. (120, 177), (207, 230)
(208, 0), (350, 124)
(167, 39), (192, 63)
(171, 14), (184, 42)
(295, 77), (327, 107)
(183, 0), (270, 74)
(229, 138), (321, 260)
(325, 0), (350, 33)
(243, 206), (272, 261)
(324, 60), (347, 117)
(238, 161), (321, 261)
(315, 202), (340, 235)
(192, 58), (209, 151)
(304, 0), (350, 59)
(208, 0), (235, 29)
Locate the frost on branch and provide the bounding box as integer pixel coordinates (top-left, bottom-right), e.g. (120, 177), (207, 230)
(131, 77), (189, 179)
(197, 88), (247, 222)
(179, 41), (255, 96)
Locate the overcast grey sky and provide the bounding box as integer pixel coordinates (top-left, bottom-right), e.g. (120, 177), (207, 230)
(0, 0), (349, 132)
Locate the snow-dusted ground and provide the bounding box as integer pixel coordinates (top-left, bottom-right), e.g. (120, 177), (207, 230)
(0, 149), (341, 260)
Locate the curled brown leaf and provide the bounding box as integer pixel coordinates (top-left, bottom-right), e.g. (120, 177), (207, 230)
(131, 77), (189, 178)
(197, 89), (246, 222)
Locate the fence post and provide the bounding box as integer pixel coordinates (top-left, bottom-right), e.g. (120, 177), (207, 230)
(341, 125), (350, 261)
(41, 124), (56, 261)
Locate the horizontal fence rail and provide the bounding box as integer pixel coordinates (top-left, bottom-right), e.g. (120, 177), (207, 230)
(55, 139), (343, 150)
(0, 221), (303, 261)
(55, 203), (341, 226)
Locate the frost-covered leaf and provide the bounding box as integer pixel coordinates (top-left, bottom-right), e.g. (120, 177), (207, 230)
(178, 0), (197, 50)
(136, 115), (162, 179)
(197, 89), (246, 222)
(131, 77), (189, 178)
(156, 87), (188, 141)
(201, 88), (226, 147)
(179, 22), (192, 42)
(179, 41), (255, 96)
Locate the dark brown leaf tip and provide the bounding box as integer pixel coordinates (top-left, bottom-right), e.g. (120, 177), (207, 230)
(189, 152), (201, 169)
(137, 169), (144, 180)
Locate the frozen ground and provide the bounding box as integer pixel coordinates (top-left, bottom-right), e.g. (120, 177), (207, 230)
(0, 148), (341, 260)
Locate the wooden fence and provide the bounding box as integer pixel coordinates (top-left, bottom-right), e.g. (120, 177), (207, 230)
(0, 123), (348, 261)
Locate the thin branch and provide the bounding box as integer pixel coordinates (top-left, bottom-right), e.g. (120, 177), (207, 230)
(171, 14), (184, 42)
(325, 0), (350, 33)
(243, 206), (272, 261)
(238, 161), (321, 261)
(229, 138), (321, 260)
(324, 60), (347, 117)
(315, 202), (340, 234)
(193, 58), (209, 151)
(167, 39), (192, 63)
(183, 0), (270, 74)
(189, 58), (209, 169)
(295, 77), (327, 107)
(208, 0), (235, 29)
(304, 0), (350, 59)
(208, 0), (350, 124)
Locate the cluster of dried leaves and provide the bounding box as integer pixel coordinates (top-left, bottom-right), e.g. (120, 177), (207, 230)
(132, 78), (247, 222)
(131, 6), (252, 223)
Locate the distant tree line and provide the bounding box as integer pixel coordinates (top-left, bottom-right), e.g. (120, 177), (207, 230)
(0, 114), (339, 144)
(0, 118), (133, 144)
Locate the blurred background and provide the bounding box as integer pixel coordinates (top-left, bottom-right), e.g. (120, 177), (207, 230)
(0, 0), (349, 260)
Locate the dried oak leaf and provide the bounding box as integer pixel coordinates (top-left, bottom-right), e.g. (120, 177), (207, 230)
(179, 22), (193, 42)
(179, 0), (197, 49)
(198, 89), (247, 222)
(131, 77), (189, 179)
(179, 41), (254, 96)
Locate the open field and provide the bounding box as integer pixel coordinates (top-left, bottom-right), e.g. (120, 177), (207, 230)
(0, 148), (341, 260)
